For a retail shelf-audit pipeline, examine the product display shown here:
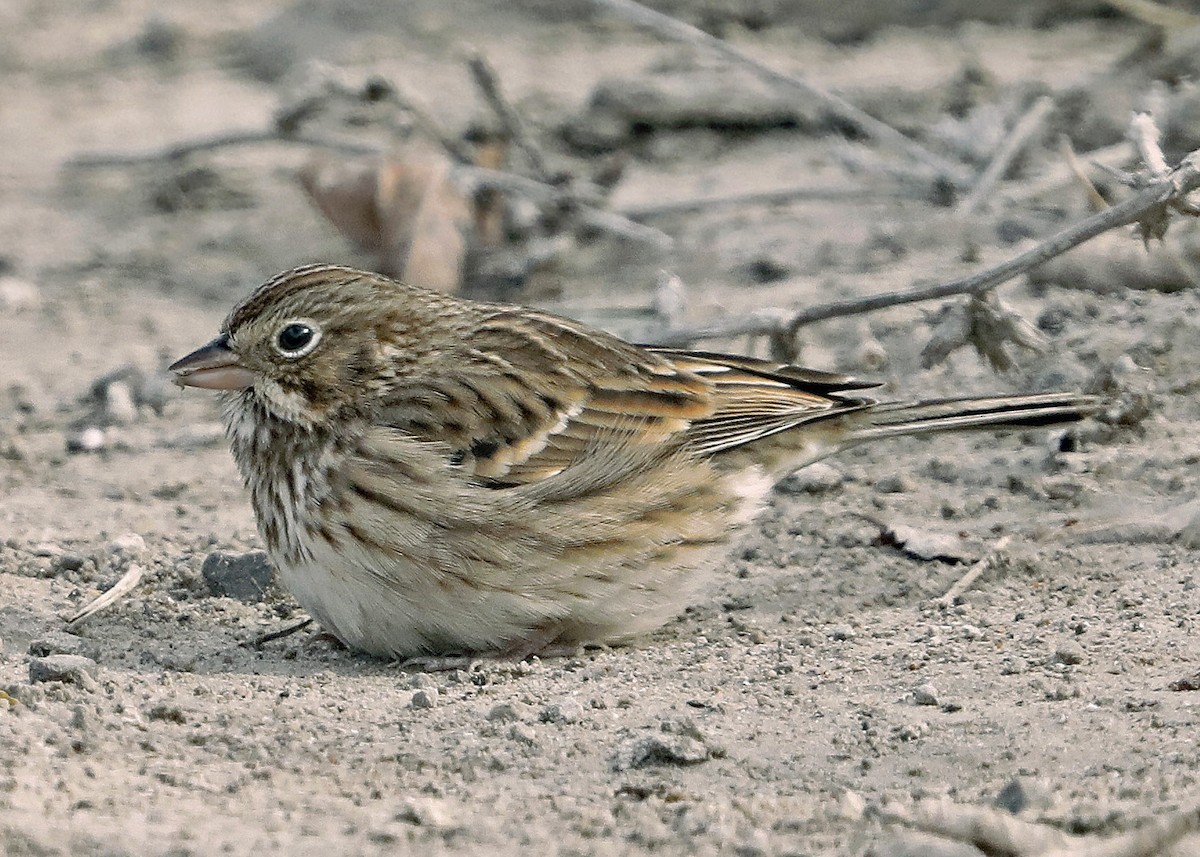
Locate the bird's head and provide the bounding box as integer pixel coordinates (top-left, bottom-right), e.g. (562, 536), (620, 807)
(170, 265), (463, 426)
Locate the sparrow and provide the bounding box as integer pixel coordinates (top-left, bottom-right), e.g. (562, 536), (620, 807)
(170, 264), (1096, 659)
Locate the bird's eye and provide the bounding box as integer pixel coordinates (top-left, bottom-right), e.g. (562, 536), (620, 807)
(275, 322), (320, 357)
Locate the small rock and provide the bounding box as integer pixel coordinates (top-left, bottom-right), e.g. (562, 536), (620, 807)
(509, 723), (539, 747)
(612, 734), (715, 771)
(0, 275), (40, 311)
(200, 550), (275, 602)
(994, 777), (1054, 815)
(410, 688), (438, 709)
(1177, 510), (1200, 550)
(29, 655), (98, 687)
(394, 797), (457, 829)
(893, 721), (930, 742)
(1053, 640), (1085, 666)
(408, 673), (436, 690)
(912, 684), (940, 707)
(104, 381), (138, 425)
(28, 631), (97, 660)
(54, 552), (88, 572)
(67, 426), (108, 454)
(775, 462), (844, 495)
(486, 702), (522, 723)
(539, 698), (584, 724)
(828, 624), (856, 641)
(834, 789), (865, 822)
(107, 532), (147, 564)
(874, 474), (913, 494)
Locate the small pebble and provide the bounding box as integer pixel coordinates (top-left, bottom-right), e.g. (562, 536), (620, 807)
(29, 655), (98, 687)
(104, 381), (138, 425)
(612, 734), (714, 771)
(410, 688), (438, 709)
(409, 673), (436, 690)
(912, 684), (940, 707)
(0, 275), (41, 311)
(67, 426), (108, 454)
(874, 474), (913, 494)
(28, 631), (97, 660)
(54, 552), (87, 572)
(835, 790), (865, 822)
(394, 797), (455, 829)
(539, 698), (584, 724)
(1053, 640), (1085, 666)
(201, 550), (275, 602)
(828, 624), (856, 641)
(486, 702), (522, 723)
(107, 532), (147, 564)
(994, 777), (1053, 814)
(509, 723), (539, 747)
(775, 462), (844, 495)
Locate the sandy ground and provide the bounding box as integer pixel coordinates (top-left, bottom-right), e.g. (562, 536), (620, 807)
(3, 2), (1200, 855)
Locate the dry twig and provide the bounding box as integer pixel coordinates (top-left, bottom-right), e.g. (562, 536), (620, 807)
(66, 562), (145, 629)
(656, 141), (1200, 347)
(933, 536), (1011, 607)
(467, 52), (553, 182)
(66, 129), (671, 250)
(578, 0), (971, 187)
(620, 184), (910, 220)
(957, 96), (1055, 214)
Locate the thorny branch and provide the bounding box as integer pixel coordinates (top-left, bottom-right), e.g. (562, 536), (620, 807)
(656, 130), (1200, 348)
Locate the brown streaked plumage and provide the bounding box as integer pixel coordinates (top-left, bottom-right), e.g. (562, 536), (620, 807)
(170, 264), (1098, 659)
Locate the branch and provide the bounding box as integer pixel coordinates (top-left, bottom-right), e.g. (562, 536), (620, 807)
(655, 144), (1200, 347)
(64, 128), (672, 250)
(63, 129), (381, 167)
(620, 184), (911, 220)
(957, 95), (1055, 214)
(461, 166), (674, 249)
(578, 0), (971, 187)
(467, 52), (554, 182)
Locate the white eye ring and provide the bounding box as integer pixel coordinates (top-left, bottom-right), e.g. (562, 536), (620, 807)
(274, 320), (322, 358)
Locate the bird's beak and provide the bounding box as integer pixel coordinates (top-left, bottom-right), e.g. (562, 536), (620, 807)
(169, 335), (256, 390)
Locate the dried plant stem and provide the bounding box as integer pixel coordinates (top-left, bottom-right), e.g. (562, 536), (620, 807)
(64, 130), (380, 167)
(656, 145), (1200, 347)
(957, 96), (1055, 214)
(66, 129), (671, 250)
(579, 0), (971, 187)
(463, 166), (674, 249)
(621, 184), (911, 220)
(933, 536), (1011, 607)
(467, 52), (553, 181)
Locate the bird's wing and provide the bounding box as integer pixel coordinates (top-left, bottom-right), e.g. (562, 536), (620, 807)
(379, 311), (876, 485)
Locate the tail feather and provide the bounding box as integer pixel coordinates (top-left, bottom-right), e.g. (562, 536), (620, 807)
(847, 392), (1100, 444)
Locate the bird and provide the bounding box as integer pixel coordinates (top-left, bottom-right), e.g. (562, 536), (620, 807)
(170, 264), (1097, 660)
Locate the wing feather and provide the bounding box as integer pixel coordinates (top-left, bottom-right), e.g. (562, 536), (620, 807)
(378, 310), (877, 485)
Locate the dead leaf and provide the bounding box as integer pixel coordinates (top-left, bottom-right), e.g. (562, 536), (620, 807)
(299, 150), (472, 292)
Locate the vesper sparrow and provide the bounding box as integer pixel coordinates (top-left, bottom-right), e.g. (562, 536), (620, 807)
(171, 264), (1096, 658)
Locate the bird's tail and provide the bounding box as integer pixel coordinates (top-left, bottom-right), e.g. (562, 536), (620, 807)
(847, 392), (1100, 444)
